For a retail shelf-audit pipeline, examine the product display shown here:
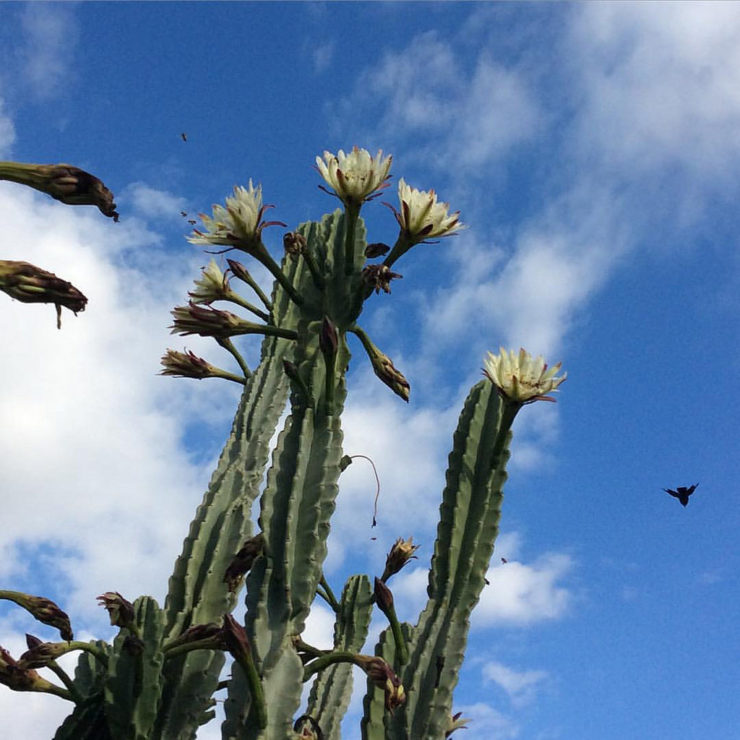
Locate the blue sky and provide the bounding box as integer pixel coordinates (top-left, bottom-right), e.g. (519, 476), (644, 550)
(1, 3), (739, 739)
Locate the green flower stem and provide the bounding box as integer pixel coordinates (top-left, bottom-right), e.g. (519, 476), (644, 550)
(161, 638), (221, 660)
(249, 241), (303, 306)
(293, 637), (327, 660)
(216, 337), (252, 379)
(348, 324), (376, 360)
(234, 324), (298, 341)
(319, 575), (340, 612)
(231, 645), (267, 730)
(34, 678), (73, 701)
(232, 268), (273, 311)
(303, 650), (362, 682)
(225, 291), (271, 323)
(344, 205), (360, 275)
(0, 161), (46, 189)
(47, 661), (83, 704)
(323, 348), (337, 417)
(382, 233), (414, 270)
(383, 602), (408, 666)
(301, 247), (325, 290)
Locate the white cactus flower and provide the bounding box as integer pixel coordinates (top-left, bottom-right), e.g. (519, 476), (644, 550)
(316, 147), (392, 206)
(483, 347), (567, 404)
(188, 259), (229, 304)
(188, 181), (282, 247)
(391, 178), (464, 241)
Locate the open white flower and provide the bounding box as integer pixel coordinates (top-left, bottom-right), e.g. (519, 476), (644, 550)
(484, 347), (567, 404)
(316, 147), (392, 206)
(188, 259), (229, 304)
(188, 180), (283, 248)
(389, 178), (464, 241)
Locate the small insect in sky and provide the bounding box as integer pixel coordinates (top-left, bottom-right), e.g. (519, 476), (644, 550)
(180, 132), (188, 142)
(180, 210), (188, 218)
(664, 483), (699, 507)
(188, 219), (197, 225)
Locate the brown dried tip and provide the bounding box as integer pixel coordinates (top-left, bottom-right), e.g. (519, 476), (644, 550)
(224, 533), (265, 592)
(381, 536), (420, 582)
(0, 593), (74, 642)
(362, 264), (402, 295)
(97, 591), (135, 629)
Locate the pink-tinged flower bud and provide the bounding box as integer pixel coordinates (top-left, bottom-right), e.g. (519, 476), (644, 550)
(221, 614), (252, 665)
(0, 161), (118, 220)
(319, 316), (338, 358)
(0, 646), (39, 691)
(362, 264), (402, 295)
(381, 537), (420, 582)
(374, 577), (394, 613)
(0, 591), (73, 641)
(170, 301), (260, 338)
(0, 260), (87, 328)
(224, 534), (265, 593)
(160, 349), (216, 379)
(19, 640), (69, 669)
(483, 347), (567, 405)
(97, 592), (135, 629)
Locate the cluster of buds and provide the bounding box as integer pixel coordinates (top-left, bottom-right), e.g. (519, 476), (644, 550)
(0, 646), (42, 692)
(18, 635), (70, 670)
(484, 347), (567, 405)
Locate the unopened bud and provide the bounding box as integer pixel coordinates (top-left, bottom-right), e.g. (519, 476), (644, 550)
(170, 301), (257, 338)
(374, 577), (394, 613)
(356, 655), (406, 713)
(19, 640), (69, 669)
(0, 260), (87, 329)
(0, 592), (73, 641)
(221, 614), (252, 665)
(370, 350), (410, 402)
(319, 316), (338, 358)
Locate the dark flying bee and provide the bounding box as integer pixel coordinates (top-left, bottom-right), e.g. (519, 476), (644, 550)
(664, 483), (699, 507)
(181, 133), (188, 142)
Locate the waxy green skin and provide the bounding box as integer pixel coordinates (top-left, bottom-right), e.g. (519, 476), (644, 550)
(3, 168), (523, 740)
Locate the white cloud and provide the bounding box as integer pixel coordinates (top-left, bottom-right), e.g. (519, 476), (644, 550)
(475, 553), (573, 626)
(123, 182), (188, 222)
(312, 41), (335, 74)
(0, 96), (15, 157)
(482, 660), (548, 708)
(18, 4), (79, 100)
(569, 3), (740, 182)
(454, 701), (520, 740)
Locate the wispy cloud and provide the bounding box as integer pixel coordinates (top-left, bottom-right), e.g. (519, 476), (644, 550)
(482, 660), (549, 708)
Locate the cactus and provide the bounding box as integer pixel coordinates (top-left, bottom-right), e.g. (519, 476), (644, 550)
(1, 149), (567, 739)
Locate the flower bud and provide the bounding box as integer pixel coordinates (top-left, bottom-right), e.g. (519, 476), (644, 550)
(356, 655), (406, 713)
(319, 316), (338, 358)
(170, 301), (259, 338)
(0, 260), (87, 328)
(0, 592), (73, 641)
(97, 592), (135, 629)
(221, 614), (252, 665)
(445, 711), (471, 737)
(0, 162), (118, 220)
(369, 349), (410, 403)
(19, 640), (69, 669)
(373, 577), (394, 613)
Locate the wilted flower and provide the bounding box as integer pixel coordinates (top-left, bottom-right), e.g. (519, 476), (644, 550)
(224, 534), (265, 592)
(283, 231), (307, 259)
(316, 147), (392, 207)
(188, 181), (285, 249)
(381, 537), (420, 581)
(483, 347), (567, 405)
(160, 349), (215, 379)
(0, 646), (38, 691)
(170, 302), (260, 338)
(221, 614), (252, 665)
(97, 592), (135, 629)
(0, 162), (118, 220)
(0, 592), (73, 641)
(189, 259), (230, 304)
(362, 264), (402, 295)
(356, 655), (406, 713)
(0, 260), (87, 329)
(386, 178), (464, 243)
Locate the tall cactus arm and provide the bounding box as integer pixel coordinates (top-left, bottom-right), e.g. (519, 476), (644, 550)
(103, 597), (165, 740)
(223, 210), (366, 739)
(306, 574), (373, 740)
(154, 260), (303, 739)
(391, 380), (514, 739)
